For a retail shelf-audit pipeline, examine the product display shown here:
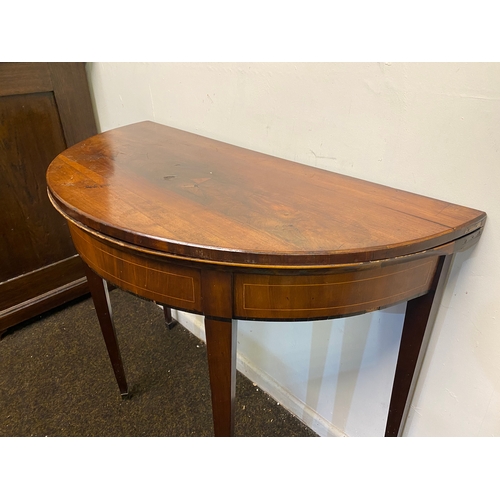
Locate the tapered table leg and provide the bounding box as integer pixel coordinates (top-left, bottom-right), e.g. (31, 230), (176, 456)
(205, 317), (237, 436)
(385, 254), (453, 436)
(159, 304), (177, 330)
(82, 261), (129, 398)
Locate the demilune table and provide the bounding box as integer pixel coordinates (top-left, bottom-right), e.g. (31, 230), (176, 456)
(46, 121), (486, 436)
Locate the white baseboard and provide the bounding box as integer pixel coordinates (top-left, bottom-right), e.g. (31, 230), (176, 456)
(166, 307), (346, 437)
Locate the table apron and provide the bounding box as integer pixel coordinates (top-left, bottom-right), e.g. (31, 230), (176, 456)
(68, 222), (203, 313)
(69, 221), (441, 321)
(233, 256), (439, 320)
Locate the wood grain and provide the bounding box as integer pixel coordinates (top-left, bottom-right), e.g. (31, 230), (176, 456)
(82, 261), (129, 397)
(0, 277), (88, 334)
(1, 63), (97, 331)
(234, 255), (438, 320)
(0, 63), (52, 97)
(0, 92), (74, 281)
(48, 63), (98, 146)
(46, 121), (486, 267)
(68, 221), (202, 314)
(205, 318), (237, 437)
(385, 254), (454, 436)
(0, 256), (84, 311)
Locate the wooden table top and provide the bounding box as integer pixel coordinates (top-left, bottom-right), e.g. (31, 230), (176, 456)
(46, 121), (486, 267)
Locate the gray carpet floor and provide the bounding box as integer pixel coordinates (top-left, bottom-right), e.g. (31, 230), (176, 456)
(0, 289), (317, 437)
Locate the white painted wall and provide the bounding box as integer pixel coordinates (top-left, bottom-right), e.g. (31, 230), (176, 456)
(86, 62), (500, 436)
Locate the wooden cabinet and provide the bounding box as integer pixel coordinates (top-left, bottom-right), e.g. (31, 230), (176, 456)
(0, 63), (97, 334)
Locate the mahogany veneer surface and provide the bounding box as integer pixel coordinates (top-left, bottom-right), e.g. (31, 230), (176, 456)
(46, 121), (485, 268)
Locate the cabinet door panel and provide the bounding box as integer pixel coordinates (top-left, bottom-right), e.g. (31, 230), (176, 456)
(0, 63), (96, 333)
(0, 92), (76, 281)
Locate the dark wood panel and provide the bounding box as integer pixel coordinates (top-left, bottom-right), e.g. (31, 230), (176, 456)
(0, 256), (84, 311)
(0, 92), (77, 281)
(0, 62), (96, 332)
(0, 63), (52, 97)
(48, 63), (98, 146)
(0, 278), (88, 334)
